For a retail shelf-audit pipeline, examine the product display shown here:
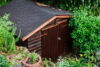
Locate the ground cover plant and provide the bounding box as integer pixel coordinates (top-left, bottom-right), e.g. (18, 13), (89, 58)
(0, 55), (10, 67)
(56, 56), (99, 67)
(41, 58), (54, 67)
(56, 57), (88, 67)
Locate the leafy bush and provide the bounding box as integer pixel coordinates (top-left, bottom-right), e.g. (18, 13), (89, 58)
(0, 14), (20, 53)
(39, 0), (100, 15)
(69, 8), (100, 54)
(0, 55), (10, 67)
(0, 0), (11, 7)
(39, 0), (100, 9)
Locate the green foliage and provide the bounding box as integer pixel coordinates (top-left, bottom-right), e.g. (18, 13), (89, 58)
(56, 57), (87, 67)
(39, 0), (100, 16)
(96, 52), (100, 61)
(7, 47), (29, 66)
(69, 8), (100, 54)
(56, 56), (99, 67)
(40, 0), (100, 9)
(0, 14), (20, 53)
(0, 0), (11, 7)
(83, 50), (98, 67)
(30, 52), (38, 64)
(0, 55), (10, 67)
(42, 58), (54, 67)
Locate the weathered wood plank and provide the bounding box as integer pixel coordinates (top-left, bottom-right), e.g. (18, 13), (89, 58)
(28, 41), (41, 48)
(28, 38), (41, 45)
(29, 44), (41, 51)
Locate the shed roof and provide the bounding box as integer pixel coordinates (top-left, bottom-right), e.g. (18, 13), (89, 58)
(0, 0), (72, 39)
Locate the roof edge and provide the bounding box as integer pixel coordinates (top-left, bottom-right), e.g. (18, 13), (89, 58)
(22, 15), (71, 41)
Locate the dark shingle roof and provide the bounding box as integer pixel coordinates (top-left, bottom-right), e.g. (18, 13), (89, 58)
(0, 0), (72, 38)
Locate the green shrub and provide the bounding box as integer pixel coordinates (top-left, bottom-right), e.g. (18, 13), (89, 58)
(39, 0), (100, 16)
(69, 8), (100, 54)
(0, 55), (10, 67)
(0, 14), (20, 53)
(40, 0), (100, 9)
(0, 0), (11, 7)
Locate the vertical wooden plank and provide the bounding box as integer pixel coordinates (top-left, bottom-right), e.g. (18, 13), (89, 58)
(58, 19), (72, 54)
(58, 20), (67, 54)
(41, 25), (59, 61)
(41, 19), (72, 62)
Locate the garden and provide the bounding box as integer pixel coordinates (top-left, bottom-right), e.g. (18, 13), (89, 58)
(0, 0), (100, 67)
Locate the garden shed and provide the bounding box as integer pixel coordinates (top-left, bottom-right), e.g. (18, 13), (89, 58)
(0, 0), (72, 61)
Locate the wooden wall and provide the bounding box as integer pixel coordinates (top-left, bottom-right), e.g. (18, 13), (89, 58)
(26, 17), (72, 61)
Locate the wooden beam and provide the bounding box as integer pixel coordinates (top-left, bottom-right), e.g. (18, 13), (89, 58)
(42, 19), (67, 31)
(22, 16), (57, 41)
(56, 15), (70, 18)
(22, 15), (71, 41)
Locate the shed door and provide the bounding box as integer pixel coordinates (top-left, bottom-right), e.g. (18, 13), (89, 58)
(41, 20), (68, 61)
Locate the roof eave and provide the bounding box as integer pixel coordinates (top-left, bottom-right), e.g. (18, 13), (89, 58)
(22, 15), (71, 41)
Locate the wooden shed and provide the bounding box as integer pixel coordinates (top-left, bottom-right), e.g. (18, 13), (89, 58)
(0, 0), (72, 61)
